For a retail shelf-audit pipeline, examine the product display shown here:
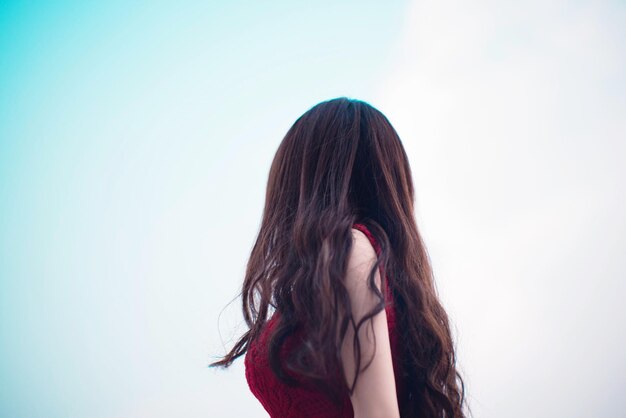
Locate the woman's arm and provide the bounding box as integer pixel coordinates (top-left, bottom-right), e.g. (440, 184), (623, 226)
(340, 228), (400, 418)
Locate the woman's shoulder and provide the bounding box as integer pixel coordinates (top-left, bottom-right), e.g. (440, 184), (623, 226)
(351, 222), (381, 255)
(351, 224), (373, 243)
(350, 227), (377, 261)
(347, 225), (381, 292)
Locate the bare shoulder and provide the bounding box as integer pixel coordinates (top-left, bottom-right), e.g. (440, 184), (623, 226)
(342, 228), (400, 416)
(347, 227), (380, 288)
(350, 227), (370, 243)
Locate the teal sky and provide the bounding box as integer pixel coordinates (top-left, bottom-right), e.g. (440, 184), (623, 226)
(0, 2), (409, 417)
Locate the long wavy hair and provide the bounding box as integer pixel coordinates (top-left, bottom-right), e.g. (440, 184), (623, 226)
(210, 97), (469, 418)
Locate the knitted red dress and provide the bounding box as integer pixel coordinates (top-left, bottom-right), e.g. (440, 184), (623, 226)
(244, 223), (405, 417)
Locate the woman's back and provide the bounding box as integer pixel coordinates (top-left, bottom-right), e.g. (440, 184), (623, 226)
(244, 223), (405, 417)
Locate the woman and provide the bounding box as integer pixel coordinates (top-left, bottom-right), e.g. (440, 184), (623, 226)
(210, 97), (468, 418)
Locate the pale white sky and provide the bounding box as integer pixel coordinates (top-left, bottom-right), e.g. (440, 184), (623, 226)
(375, 1), (626, 417)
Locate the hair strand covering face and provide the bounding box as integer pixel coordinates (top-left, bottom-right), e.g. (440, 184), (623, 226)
(210, 97), (470, 418)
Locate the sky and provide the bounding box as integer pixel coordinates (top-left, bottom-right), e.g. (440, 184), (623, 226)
(0, 1), (625, 417)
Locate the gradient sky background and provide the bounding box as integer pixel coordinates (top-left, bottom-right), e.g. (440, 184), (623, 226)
(1, 1), (625, 417)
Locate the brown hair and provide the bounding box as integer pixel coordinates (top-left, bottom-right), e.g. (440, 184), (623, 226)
(210, 97), (469, 418)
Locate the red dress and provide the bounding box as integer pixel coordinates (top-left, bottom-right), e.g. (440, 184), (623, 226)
(244, 223), (405, 417)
